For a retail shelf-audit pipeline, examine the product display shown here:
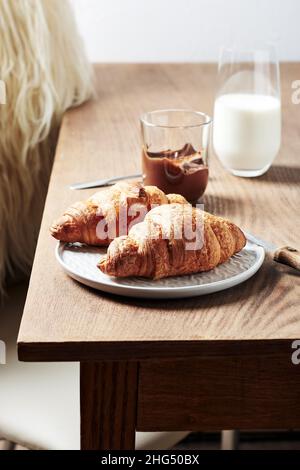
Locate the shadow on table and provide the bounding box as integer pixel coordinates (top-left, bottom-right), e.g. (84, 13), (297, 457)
(255, 164), (300, 184)
(202, 194), (238, 215)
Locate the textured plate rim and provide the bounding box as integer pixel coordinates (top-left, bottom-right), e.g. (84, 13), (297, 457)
(55, 239), (265, 296)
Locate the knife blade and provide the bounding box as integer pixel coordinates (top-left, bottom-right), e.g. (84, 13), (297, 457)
(246, 231), (300, 272)
(70, 173), (143, 190)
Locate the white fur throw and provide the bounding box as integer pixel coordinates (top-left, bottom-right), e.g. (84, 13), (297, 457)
(0, 0), (93, 293)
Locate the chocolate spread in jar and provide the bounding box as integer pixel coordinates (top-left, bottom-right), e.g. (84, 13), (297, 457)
(142, 143), (209, 203)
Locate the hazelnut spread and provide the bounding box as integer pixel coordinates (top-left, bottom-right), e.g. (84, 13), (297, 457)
(142, 143), (208, 203)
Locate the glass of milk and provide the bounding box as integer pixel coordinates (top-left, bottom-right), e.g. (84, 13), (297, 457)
(213, 45), (281, 177)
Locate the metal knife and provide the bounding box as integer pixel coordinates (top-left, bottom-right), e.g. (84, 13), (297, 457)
(246, 231), (300, 272)
(70, 173), (143, 190)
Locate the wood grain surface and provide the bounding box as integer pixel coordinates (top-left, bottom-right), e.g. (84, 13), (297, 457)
(137, 353), (300, 430)
(80, 361), (138, 450)
(17, 64), (300, 362)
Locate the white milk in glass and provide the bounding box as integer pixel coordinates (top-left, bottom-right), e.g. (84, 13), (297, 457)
(213, 93), (281, 175)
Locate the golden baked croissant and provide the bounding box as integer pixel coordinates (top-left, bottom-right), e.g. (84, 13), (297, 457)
(98, 204), (246, 279)
(50, 181), (187, 246)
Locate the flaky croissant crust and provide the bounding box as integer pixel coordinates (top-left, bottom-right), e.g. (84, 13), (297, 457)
(50, 181), (188, 246)
(98, 204), (246, 279)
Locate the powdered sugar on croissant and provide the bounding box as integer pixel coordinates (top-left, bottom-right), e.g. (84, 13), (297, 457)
(98, 204), (246, 279)
(50, 181), (187, 246)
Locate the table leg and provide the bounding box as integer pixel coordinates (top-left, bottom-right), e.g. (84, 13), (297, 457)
(221, 430), (240, 450)
(80, 361), (138, 450)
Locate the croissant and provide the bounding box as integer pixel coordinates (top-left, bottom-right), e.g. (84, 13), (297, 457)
(50, 181), (187, 246)
(98, 204), (246, 279)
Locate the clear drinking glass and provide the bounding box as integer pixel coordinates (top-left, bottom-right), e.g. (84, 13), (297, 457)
(140, 109), (212, 203)
(213, 45), (281, 177)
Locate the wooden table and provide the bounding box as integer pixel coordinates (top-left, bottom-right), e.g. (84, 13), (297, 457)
(18, 64), (300, 450)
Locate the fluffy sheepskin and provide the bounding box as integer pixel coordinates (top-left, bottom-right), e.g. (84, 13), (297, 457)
(0, 0), (93, 293)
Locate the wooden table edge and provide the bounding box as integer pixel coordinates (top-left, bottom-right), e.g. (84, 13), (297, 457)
(17, 338), (297, 363)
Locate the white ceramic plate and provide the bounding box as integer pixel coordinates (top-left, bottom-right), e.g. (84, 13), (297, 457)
(55, 237), (265, 299)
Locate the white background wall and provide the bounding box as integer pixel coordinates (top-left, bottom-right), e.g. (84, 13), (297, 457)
(70, 0), (300, 62)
